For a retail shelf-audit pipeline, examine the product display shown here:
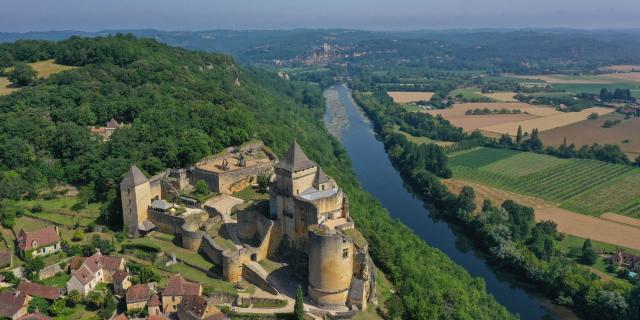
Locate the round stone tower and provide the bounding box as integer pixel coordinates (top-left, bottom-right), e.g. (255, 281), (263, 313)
(180, 222), (203, 251)
(307, 225), (354, 308)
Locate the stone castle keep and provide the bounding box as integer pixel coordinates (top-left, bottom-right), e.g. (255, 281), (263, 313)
(120, 141), (375, 311)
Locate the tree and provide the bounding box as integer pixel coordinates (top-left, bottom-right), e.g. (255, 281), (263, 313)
(481, 199), (493, 212)
(516, 125), (523, 144)
(24, 256), (44, 280)
(294, 285), (304, 320)
(581, 238), (597, 265)
(67, 290), (82, 306)
(257, 175), (269, 193)
(72, 229), (84, 242)
(8, 62), (37, 86)
(50, 299), (67, 316)
(28, 297), (50, 313)
(194, 180), (211, 195)
(86, 290), (106, 308)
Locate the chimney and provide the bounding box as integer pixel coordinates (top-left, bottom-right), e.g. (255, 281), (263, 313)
(95, 248), (101, 256)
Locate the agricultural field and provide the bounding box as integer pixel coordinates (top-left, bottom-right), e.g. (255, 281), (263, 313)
(3, 59), (77, 79)
(602, 72), (640, 84)
(551, 82), (640, 96)
(449, 148), (640, 217)
(395, 127), (454, 147)
(449, 87), (494, 102)
(479, 92), (517, 102)
(387, 91), (435, 103)
(480, 107), (613, 136)
(539, 114), (640, 158)
(8, 197), (102, 227)
(424, 102), (555, 132)
(603, 65), (640, 72)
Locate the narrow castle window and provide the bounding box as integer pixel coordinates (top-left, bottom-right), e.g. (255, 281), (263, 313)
(342, 248), (349, 259)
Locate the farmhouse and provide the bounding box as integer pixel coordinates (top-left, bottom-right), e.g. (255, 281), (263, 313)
(161, 274), (202, 314)
(177, 295), (227, 320)
(88, 118), (123, 141)
(0, 291), (30, 320)
(17, 226), (61, 258)
(113, 270), (131, 297)
(66, 250), (127, 296)
(609, 251), (640, 272)
(126, 283), (153, 311)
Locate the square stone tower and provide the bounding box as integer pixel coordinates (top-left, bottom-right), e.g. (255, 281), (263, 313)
(120, 165), (151, 236)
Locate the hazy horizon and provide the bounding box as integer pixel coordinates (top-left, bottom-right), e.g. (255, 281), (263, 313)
(2, 0), (640, 32)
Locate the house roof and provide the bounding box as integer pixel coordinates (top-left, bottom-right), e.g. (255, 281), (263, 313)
(120, 165), (148, 187)
(315, 167), (331, 184)
(100, 255), (124, 271)
(69, 256), (86, 271)
(71, 265), (96, 286)
(148, 316), (168, 320)
(276, 141), (316, 172)
(126, 284), (151, 304)
(162, 274), (201, 297)
(112, 314), (128, 320)
(106, 118), (120, 129)
(147, 294), (161, 307)
(113, 270), (129, 283)
(0, 291), (28, 318)
(18, 226), (60, 251)
(0, 251), (11, 267)
(178, 295), (209, 319)
(89, 127), (107, 134)
(18, 312), (51, 320)
(17, 281), (61, 300)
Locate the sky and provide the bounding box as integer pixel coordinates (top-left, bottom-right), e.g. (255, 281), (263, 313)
(1, 0), (639, 32)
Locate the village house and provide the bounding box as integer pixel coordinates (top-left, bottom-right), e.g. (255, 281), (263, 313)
(177, 295), (227, 320)
(161, 274), (202, 314)
(0, 291), (30, 320)
(609, 251), (640, 273)
(125, 283), (158, 312)
(66, 250), (126, 296)
(113, 270), (131, 297)
(17, 226), (61, 258)
(17, 281), (62, 301)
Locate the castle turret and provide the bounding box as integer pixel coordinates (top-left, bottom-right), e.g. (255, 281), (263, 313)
(120, 165), (152, 236)
(307, 225), (354, 308)
(274, 141), (318, 196)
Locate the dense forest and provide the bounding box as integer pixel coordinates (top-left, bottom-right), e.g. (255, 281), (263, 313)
(0, 36), (515, 319)
(354, 90), (640, 320)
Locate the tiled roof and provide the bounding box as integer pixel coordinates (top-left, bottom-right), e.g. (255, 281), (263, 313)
(126, 284), (151, 304)
(120, 165), (149, 187)
(17, 281), (61, 300)
(315, 167), (331, 184)
(18, 226), (60, 251)
(148, 316), (168, 320)
(147, 294), (161, 307)
(106, 118), (120, 129)
(69, 256), (86, 271)
(276, 141), (316, 172)
(18, 312), (51, 320)
(100, 255), (124, 271)
(89, 127), (107, 134)
(178, 295), (208, 318)
(113, 270), (128, 283)
(112, 314), (128, 320)
(162, 274), (201, 297)
(0, 291), (27, 318)
(71, 265), (95, 286)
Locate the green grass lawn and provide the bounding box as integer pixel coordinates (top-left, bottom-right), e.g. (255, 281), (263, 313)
(449, 87), (494, 102)
(233, 186), (269, 201)
(41, 272), (71, 288)
(450, 148), (639, 216)
(558, 234), (640, 280)
(53, 304), (99, 320)
(125, 233), (215, 271)
(8, 197), (101, 227)
(552, 82), (640, 96)
(164, 263), (235, 293)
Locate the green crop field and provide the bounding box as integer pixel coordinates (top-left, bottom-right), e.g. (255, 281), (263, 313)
(449, 148), (640, 216)
(449, 87), (494, 102)
(552, 82), (640, 96)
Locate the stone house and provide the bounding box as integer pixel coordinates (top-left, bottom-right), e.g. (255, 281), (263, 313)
(66, 251), (126, 296)
(161, 274), (202, 314)
(113, 270), (131, 297)
(17, 226), (61, 258)
(0, 290), (30, 320)
(125, 283), (158, 312)
(177, 295), (227, 320)
(17, 281), (61, 301)
(610, 251), (640, 272)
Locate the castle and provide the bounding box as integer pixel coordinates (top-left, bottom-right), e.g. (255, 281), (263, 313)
(120, 141), (374, 311)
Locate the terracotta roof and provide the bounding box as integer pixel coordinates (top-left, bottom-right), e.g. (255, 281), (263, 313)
(18, 312), (51, 320)
(100, 255), (124, 271)
(0, 251), (11, 267)
(0, 291), (28, 318)
(277, 141), (316, 172)
(162, 274), (201, 297)
(113, 270), (128, 283)
(69, 256), (86, 271)
(120, 165), (148, 187)
(89, 127), (107, 134)
(126, 284), (151, 304)
(178, 295), (209, 318)
(112, 314), (128, 320)
(71, 265), (96, 286)
(17, 281), (61, 300)
(147, 294), (161, 307)
(18, 226), (60, 251)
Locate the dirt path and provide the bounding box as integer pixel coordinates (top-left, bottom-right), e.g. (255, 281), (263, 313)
(601, 213), (640, 228)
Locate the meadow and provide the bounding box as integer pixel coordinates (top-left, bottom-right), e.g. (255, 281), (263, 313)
(449, 148), (640, 217)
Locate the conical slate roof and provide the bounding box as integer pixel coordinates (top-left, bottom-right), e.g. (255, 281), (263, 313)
(106, 118), (120, 129)
(316, 167), (331, 184)
(120, 165), (149, 187)
(277, 141), (317, 172)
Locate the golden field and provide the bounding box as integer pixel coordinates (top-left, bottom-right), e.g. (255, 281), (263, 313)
(387, 91), (435, 103)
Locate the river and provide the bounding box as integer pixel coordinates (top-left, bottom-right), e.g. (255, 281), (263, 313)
(324, 84), (575, 320)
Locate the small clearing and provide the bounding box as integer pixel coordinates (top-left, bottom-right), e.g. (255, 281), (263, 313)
(387, 91), (435, 104)
(479, 92), (517, 102)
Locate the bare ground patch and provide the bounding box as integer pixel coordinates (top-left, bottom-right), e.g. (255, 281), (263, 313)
(387, 91), (435, 104)
(604, 65), (640, 72)
(601, 213), (640, 228)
